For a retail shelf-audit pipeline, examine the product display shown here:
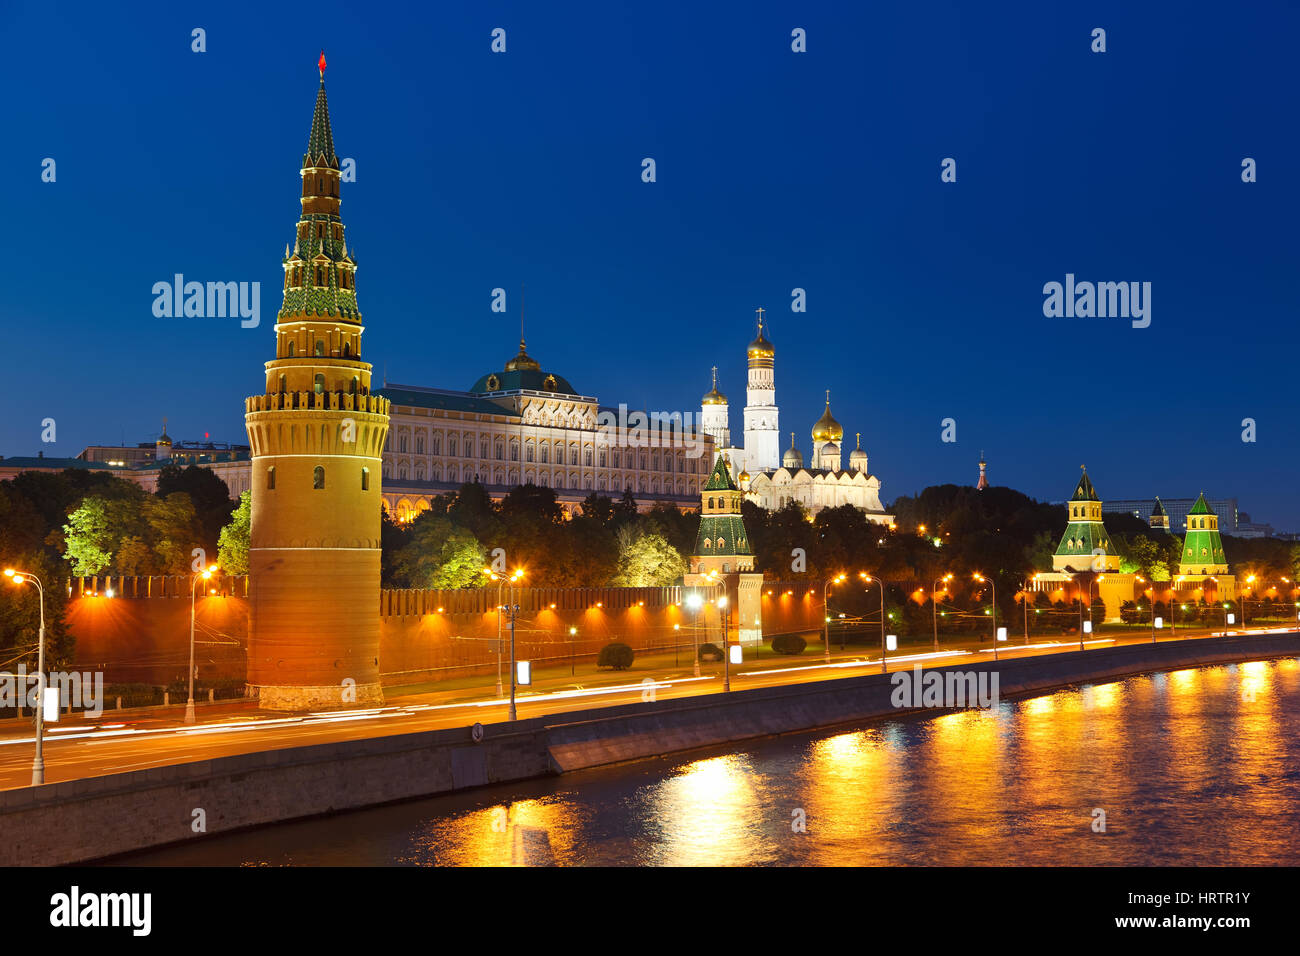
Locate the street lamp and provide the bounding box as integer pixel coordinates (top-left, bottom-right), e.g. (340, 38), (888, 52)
(973, 573), (999, 660)
(717, 595), (731, 692)
(505, 567), (524, 721)
(1242, 575), (1255, 631)
(823, 573), (846, 662)
(5, 568), (48, 786)
(862, 575), (887, 673)
(686, 591), (703, 677)
(187, 564), (218, 724)
(1022, 573), (1040, 645)
(932, 572), (953, 652)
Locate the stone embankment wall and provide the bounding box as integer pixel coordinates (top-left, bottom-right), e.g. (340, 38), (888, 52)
(5, 631), (1296, 865)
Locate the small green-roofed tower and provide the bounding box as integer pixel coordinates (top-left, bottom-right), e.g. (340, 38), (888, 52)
(1149, 496), (1170, 532)
(1178, 493), (1229, 575)
(691, 456), (754, 574)
(1052, 466), (1120, 572)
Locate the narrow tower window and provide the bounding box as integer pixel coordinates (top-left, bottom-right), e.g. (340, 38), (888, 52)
(362, 467), (370, 491)
(314, 373), (325, 394)
(313, 466), (325, 490)
(315, 340), (325, 357)
(267, 466), (276, 490)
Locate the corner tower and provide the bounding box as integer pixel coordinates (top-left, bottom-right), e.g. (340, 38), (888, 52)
(243, 54), (391, 710)
(686, 456), (763, 646)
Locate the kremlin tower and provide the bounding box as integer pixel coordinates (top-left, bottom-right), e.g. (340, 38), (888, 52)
(242, 54), (391, 710)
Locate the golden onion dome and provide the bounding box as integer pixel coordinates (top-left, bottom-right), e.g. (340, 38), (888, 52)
(811, 392), (843, 442)
(747, 327), (775, 359)
(701, 367), (727, 405)
(504, 338), (541, 372)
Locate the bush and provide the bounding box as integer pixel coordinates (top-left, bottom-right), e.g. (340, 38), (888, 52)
(597, 642), (635, 670)
(698, 642), (722, 662)
(771, 634), (807, 656)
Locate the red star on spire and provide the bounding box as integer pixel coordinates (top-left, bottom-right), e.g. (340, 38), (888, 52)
(318, 50), (327, 76)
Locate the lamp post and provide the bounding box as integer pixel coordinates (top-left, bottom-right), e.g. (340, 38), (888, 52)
(1022, 574), (1039, 645)
(505, 568), (524, 721)
(482, 568), (506, 697)
(1242, 575), (1255, 631)
(187, 564), (217, 724)
(823, 573), (846, 663)
(686, 591), (702, 677)
(932, 573), (952, 653)
(974, 573), (998, 660)
(717, 595), (731, 692)
(569, 626), (578, 676)
(1171, 576), (1184, 636)
(862, 575), (887, 673)
(5, 568), (47, 786)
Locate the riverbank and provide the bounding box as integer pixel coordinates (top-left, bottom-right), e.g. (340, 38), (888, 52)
(3, 631), (1298, 865)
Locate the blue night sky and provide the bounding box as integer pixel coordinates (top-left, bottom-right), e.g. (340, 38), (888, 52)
(2, 2), (1296, 525)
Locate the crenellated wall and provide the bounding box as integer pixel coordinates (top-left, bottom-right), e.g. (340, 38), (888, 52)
(62, 578), (825, 688)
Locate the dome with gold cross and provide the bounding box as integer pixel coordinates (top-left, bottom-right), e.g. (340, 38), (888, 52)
(811, 391), (843, 442)
(701, 366), (728, 405)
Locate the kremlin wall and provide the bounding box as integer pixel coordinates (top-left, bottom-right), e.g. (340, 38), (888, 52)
(63, 577), (825, 690)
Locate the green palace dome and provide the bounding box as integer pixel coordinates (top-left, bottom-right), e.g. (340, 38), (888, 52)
(470, 339), (578, 395)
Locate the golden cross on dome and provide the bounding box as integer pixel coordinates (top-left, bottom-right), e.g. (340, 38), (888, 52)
(755, 306), (765, 330)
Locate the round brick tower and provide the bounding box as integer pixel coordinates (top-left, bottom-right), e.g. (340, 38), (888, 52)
(243, 54), (390, 710)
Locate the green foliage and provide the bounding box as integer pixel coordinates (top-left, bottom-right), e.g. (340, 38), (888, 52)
(597, 641), (634, 670)
(156, 465), (236, 555)
(610, 528), (687, 587)
(771, 633), (807, 655)
(62, 483), (202, 576)
(389, 513), (487, 589)
(217, 491), (252, 575)
(62, 497), (116, 575)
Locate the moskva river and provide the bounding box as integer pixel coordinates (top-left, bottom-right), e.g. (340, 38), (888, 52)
(117, 659), (1300, 866)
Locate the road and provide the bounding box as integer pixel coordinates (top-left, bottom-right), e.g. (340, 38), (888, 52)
(1, 625), (1293, 792)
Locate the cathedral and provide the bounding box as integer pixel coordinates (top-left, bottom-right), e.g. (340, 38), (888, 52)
(701, 312), (893, 523)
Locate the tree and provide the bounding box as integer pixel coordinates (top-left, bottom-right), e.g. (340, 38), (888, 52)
(144, 493), (203, 573)
(389, 513), (486, 589)
(62, 497), (118, 575)
(156, 465), (236, 555)
(610, 528), (686, 587)
(217, 491), (251, 574)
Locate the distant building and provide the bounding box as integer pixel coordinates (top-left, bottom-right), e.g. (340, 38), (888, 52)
(976, 452), (988, 490)
(1108, 495), (1247, 536)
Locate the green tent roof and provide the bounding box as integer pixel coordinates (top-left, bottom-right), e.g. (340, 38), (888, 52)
(1151, 497), (1167, 517)
(1071, 470), (1100, 502)
(703, 456), (737, 492)
(1188, 492), (1213, 516)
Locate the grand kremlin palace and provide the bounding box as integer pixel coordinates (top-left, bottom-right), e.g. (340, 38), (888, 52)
(378, 340), (713, 520)
(2, 340), (715, 520)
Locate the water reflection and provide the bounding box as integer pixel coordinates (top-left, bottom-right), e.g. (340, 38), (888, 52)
(115, 659), (1300, 866)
